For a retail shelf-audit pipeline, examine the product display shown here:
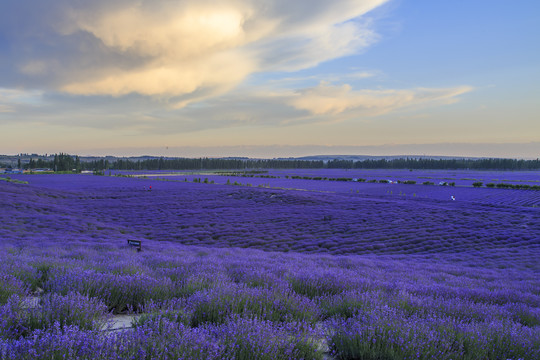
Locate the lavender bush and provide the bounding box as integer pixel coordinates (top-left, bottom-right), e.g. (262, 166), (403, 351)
(328, 309), (539, 360)
(45, 268), (175, 313)
(186, 284), (320, 326)
(0, 292), (109, 340)
(0, 275), (26, 304)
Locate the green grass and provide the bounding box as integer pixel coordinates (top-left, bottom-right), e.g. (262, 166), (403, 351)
(0, 177), (28, 184)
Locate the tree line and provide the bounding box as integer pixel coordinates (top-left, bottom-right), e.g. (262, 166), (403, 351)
(326, 158), (540, 170)
(22, 155), (324, 171)
(18, 154), (540, 171)
(26, 153), (82, 172)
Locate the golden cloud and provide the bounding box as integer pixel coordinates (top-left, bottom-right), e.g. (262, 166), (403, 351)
(56, 0), (386, 99)
(62, 51), (256, 99)
(288, 82), (474, 116)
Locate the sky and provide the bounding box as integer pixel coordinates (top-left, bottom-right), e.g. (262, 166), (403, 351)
(0, 0), (539, 158)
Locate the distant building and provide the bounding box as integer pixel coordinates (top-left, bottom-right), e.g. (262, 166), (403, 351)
(3, 168), (23, 174)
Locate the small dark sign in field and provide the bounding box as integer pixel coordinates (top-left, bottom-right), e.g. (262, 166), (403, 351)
(127, 239), (141, 251)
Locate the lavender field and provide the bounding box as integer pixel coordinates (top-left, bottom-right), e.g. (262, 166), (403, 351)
(1, 171), (539, 359)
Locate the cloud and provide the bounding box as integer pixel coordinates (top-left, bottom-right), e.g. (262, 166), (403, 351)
(253, 19), (377, 72)
(129, 82), (473, 134)
(61, 51), (256, 99)
(0, 105), (14, 113)
(0, 0), (475, 140)
(58, 1), (259, 99)
(0, 0), (388, 101)
(18, 61), (49, 76)
(287, 82), (473, 116)
(0, 88), (43, 113)
(0, 78), (472, 138)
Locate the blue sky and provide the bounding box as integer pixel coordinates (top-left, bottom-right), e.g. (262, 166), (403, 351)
(0, 0), (539, 158)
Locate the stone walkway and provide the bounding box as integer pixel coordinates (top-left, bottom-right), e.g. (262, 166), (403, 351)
(102, 314), (140, 332)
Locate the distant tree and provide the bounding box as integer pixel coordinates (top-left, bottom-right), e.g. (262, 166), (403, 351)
(75, 156), (81, 172)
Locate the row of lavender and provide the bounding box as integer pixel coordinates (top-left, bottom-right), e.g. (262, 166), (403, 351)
(109, 168), (540, 187)
(1, 239), (539, 359)
(109, 168), (540, 207)
(155, 173), (540, 207)
(3, 174), (539, 261)
(265, 169), (540, 186)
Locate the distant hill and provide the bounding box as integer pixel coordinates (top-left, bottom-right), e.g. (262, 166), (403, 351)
(290, 155), (485, 162)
